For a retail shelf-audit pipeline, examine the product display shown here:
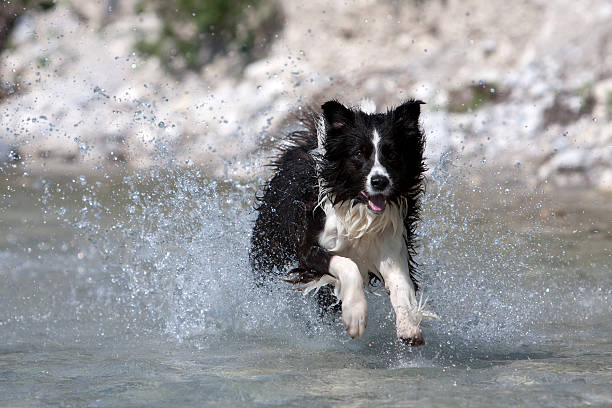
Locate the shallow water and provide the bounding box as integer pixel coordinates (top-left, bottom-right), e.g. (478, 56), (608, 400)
(1, 164), (611, 407)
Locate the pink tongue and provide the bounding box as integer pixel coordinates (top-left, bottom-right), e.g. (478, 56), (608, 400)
(368, 195), (386, 212)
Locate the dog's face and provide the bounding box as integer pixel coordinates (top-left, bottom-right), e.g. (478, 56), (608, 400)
(319, 100), (425, 213)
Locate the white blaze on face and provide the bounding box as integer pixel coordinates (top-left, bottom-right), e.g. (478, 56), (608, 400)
(366, 129), (392, 196)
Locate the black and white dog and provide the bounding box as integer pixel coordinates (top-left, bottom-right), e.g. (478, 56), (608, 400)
(250, 99), (437, 346)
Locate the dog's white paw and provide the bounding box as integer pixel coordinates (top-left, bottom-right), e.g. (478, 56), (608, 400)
(395, 306), (425, 346)
(397, 325), (424, 347)
(341, 295), (368, 338)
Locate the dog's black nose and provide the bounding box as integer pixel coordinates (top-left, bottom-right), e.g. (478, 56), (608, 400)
(371, 174), (389, 191)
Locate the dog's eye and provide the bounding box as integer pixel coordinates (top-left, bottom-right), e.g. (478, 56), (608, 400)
(386, 151), (398, 160)
(381, 147), (398, 161)
(353, 151), (364, 160)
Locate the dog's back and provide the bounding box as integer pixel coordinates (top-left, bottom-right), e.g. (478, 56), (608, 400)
(250, 116), (321, 281)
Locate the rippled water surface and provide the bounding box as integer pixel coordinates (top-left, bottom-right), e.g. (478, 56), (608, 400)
(1, 165), (610, 407)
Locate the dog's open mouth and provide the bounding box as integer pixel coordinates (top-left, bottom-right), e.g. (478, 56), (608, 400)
(361, 191), (386, 213)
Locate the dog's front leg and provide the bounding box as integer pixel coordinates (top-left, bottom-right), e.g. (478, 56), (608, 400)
(328, 255), (368, 338)
(378, 257), (424, 346)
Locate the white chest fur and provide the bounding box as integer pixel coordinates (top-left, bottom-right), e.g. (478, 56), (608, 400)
(318, 199), (408, 282)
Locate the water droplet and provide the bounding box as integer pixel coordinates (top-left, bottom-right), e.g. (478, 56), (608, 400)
(504, 188), (510, 195)
(592, 117), (598, 123)
(74, 137), (89, 154)
(158, 121), (165, 128)
(131, 63), (137, 69)
(514, 162), (521, 168)
(490, 88), (495, 93)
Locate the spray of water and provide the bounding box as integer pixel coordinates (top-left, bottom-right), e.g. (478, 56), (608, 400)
(116, 167), (341, 345)
(35, 152), (607, 360)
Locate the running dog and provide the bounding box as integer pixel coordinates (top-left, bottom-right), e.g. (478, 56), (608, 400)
(250, 99), (437, 346)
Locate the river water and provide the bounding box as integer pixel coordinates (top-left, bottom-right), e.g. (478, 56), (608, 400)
(1, 162), (610, 407)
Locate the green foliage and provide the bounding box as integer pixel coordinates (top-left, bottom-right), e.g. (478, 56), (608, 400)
(36, 56), (49, 67)
(135, 0), (282, 74)
(19, 0), (56, 10)
(575, 82), (595, 115)
(447, 82), (501, 113)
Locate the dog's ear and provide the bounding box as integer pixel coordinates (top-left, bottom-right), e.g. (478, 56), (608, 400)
(322, 100), (353, 131)
(393, 99), (425, 127)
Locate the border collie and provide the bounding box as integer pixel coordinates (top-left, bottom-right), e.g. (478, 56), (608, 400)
(250, 99), (438, 346)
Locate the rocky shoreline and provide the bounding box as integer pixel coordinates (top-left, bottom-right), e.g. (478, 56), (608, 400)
(1, 0), (610, 191)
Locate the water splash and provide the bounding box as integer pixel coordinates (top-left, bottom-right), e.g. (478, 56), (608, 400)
(31, 154), (607, 358)
(116, 167), (339, 345)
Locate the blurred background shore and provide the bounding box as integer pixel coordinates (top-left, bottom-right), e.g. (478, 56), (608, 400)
(1, 0), (611, 192)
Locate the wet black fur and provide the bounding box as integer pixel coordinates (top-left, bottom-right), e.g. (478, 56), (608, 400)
(250, 100), (426, 298)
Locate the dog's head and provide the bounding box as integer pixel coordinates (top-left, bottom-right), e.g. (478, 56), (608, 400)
(317, 99), (426, 213)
